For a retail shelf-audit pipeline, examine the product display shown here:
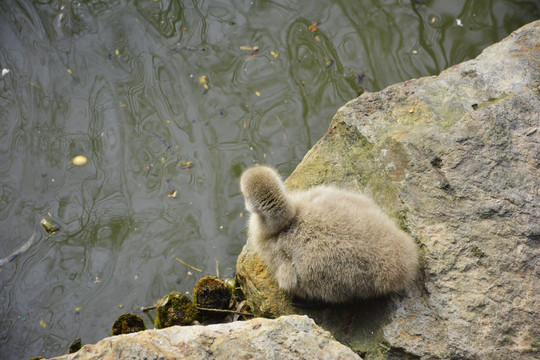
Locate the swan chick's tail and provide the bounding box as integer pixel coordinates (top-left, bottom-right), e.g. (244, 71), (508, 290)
(240, 165), (295, 235)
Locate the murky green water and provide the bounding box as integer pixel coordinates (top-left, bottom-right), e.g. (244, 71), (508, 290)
(0, 0), (538, 358)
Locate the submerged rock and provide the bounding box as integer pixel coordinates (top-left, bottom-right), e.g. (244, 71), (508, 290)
(48, 315), (361, 360)
(111, 314), (146, 335)
(236, 20), (540, 359)
(154, 292), (198, 329)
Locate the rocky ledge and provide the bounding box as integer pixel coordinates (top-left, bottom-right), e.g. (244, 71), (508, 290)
(49, 315), (360, 360)
(237, 20), (539, 359)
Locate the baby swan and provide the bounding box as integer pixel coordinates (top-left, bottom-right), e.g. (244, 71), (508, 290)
(240, 165), (418, 304)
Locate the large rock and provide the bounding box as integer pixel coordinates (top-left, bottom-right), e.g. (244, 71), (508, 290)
(48, 315), (360, 360)
(236, 20), (540, 359)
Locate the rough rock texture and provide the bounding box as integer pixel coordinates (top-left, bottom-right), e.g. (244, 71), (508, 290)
(48, 315), (361, 360)
(236, 20), (540, 359)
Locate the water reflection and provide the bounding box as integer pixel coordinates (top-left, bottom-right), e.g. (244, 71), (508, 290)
(0, 0), (538, 358)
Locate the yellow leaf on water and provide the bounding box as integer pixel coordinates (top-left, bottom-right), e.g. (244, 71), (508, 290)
(67, 68), (72, 75)
(161, 157), (165, 164)
(270, 51), (279, 58)
(72, 155), (88, 166)
(308, 22), (319, 32)
(168, 190), (177, 198)
(75, 307), (82, 312)
(199, 75), (208, 85)
(115, 49), (120, 56)
(40, 319), (47, 328)
(255, 91), (261, 96)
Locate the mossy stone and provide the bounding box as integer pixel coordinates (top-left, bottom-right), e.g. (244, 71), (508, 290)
(193, 276), (231, 321)
(112, 313), (146, 335)
(154, 292), (198, 329)
(193, 276), (231, 310)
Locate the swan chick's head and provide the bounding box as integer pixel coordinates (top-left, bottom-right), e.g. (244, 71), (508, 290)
(240, 165), (296, 235)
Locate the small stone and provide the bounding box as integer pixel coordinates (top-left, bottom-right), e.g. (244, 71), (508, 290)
(112, 313), (146, 335)
(154, 292), (198, 329)
(193, 276), (231, 321)
(68, 338), (82, 353)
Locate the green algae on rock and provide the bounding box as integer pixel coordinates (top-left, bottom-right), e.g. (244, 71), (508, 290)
(154, 292), (199, 329)
(112, 313), (146, 335)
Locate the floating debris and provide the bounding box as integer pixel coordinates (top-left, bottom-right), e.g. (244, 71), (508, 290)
(40, 319), (47, 328)
(1, 68), (9, 77)
(308, 22), (319, 32)
(270, 51), (279, 58)
(324, 58), (334, 69)
(152, 132), (170, 150)
(240, 45), (259, 60)
(176, 257), (211, 274)
(172, 44), (206, 52)
(166, 179), (177, 198)
(67, 68), (73, 75)
(41, 218), (59, 234)
(72, 155), (88, 166)
(455, 18), (463, 27)
(255, 91), (261, 97)
(180, 160), (193, 171)
(199, 75), (209, 90)
(239, 45), (259, 54)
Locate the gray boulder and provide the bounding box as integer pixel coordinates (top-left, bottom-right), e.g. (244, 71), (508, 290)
(48, 315), (360, 360)
(236, 20), (540, 359)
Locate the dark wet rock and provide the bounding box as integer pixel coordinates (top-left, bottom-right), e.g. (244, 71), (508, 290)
(111, 313), (146, 335)
(236, 20), (540, 359)
(193, 276), (232, 321)
(67, 338), (82, 354)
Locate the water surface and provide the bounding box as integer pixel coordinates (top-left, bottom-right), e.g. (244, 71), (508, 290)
(0, 0), (538, 358)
